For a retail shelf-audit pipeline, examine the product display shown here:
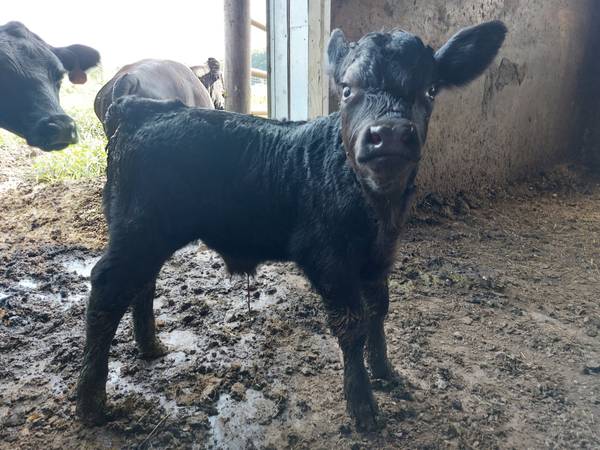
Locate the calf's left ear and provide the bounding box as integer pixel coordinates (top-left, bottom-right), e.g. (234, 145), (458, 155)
(434, 20), (507, 89)
(52, 44), (101, 84)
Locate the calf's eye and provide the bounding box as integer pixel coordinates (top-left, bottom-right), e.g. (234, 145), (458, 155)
(342, 86), (352, 99)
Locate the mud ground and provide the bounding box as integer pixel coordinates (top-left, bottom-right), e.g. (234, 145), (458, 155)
(1, 146), (599, 449)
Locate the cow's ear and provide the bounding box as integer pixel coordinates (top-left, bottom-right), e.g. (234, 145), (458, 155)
(434, 20), (507, 89)
(327, 29), (350, 84)
(52, 44), (100, 84)
(3, 21), (29, 38)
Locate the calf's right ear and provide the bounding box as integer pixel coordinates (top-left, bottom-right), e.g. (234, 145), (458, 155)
(434, 20), (507, 89)
(327, 29), (350, 84)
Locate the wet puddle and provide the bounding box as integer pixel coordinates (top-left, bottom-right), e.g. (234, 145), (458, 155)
(247, 288), (280, 311)
(107, 360), (181, 417)
(17, 277), (86, 310)
(18, 278), (39, 290)
(162, 329), (203, 367)
(162, 329), (201, 351)
(1, 252), (101, 310)
(208, 389), (277, 450)
(59, 254), (101, 280)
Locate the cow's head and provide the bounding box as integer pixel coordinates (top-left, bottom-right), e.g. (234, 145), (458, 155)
(192, 58), (226, 110)
(0, 21), (100, 151)
(328, 21), (507, 195)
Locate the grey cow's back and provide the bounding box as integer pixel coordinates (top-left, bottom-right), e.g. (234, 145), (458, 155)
(94, 59), (213, 131)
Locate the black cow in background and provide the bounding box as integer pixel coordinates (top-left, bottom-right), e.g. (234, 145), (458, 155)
(190, 57), (225, 110)
(76, 21), (507, 431)
(0, 21), (100, 151)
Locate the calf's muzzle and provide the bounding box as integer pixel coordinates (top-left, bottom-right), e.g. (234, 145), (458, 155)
(356, 118), (420, 165)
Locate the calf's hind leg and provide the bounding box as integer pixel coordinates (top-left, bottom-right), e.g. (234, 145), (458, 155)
(133, 279), (168, 359)
(76, 248), (164, 425)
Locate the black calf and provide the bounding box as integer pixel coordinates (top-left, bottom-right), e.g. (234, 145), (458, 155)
(77, 21), (506, 431)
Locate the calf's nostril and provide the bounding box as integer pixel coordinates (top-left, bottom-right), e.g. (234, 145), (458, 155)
(368, 127), (383, 147)
(371, 132), (382, 146)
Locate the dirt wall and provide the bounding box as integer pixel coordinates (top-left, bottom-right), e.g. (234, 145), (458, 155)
(331, 0), (600, 196)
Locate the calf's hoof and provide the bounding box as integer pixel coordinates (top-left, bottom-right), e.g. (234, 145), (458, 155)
(368, 356), (399, 381)
(76, 393), (109, 426)
(138, 340), (169, 360)
(371, 366), (406, 391)
(347, 388), (381, 432)
(350, 398), (380, 432)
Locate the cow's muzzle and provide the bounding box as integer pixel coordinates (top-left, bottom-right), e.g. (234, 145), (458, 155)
(28, 114), (79, 151)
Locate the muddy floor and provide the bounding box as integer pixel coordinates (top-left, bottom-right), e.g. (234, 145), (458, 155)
(0, 147), (599, 449)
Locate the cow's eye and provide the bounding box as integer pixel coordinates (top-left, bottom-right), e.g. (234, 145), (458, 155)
(342, 86), (352, 99)
(426, 85), (437, 101)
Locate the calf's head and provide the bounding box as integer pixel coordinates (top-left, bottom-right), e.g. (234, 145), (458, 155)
(328, 21), (507, 194)
(0, 21), (100, 150)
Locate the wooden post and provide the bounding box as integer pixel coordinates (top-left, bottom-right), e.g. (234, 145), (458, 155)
(224, 0), (251, 113)
(308, 0), (330, 118)
(268, 0), (289, 119)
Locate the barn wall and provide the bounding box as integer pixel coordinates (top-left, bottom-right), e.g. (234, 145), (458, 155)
(579, 2), (600, 171)
(330, 0), (600, 197)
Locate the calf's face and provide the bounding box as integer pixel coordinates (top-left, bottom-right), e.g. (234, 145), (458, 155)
(328, 21), (507, 194)
(0, 22), (100, 150)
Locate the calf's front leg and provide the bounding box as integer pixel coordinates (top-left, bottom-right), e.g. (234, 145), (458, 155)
(326, 296), (379, 431)
(362, 279), (400, 381)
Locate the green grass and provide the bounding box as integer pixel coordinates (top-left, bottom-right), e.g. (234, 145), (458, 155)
(0, 127), (26, 150)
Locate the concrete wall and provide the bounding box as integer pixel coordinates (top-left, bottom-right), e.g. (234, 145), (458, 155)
(330, 0), (600, 197)
(579, 2), (600, 171)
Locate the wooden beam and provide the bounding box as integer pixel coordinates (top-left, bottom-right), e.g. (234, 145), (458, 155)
(224, 0), (251, 113)
(251, 19), (267, 31)
(289, 0), (309, 120)
(251, 68), (268, 79)
(268, 0), (289, 119)
(308, 0), (330, 118)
